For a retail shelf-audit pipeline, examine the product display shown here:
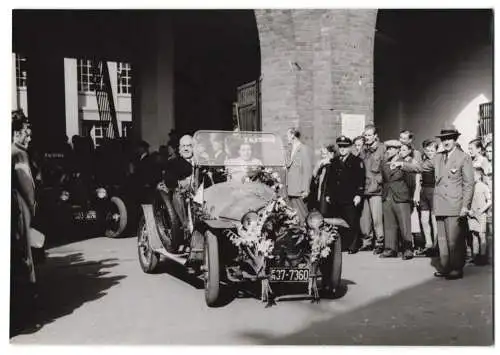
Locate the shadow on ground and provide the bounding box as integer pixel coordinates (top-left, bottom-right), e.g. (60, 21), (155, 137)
(11, 252), (126, 338)
(240, 265), (494, 346)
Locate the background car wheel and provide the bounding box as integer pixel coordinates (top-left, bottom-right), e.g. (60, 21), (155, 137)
(155, 191), (182, 253)
(137, 216), (159, 273)
(204, 231), (221, 307)
(105, 196), (128, 238)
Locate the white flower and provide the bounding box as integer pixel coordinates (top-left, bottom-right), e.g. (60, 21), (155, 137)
(257, 239), (274, 255)
(320, 247), (331, 258)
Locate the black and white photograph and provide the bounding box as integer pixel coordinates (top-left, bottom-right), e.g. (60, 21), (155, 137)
(5, 2), (495, 347)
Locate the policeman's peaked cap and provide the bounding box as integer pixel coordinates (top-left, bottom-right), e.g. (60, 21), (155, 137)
(336, 136), (353, 147)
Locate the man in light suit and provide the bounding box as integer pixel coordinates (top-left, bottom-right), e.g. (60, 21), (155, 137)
(286, 128), (313, 222)
(392, 128), (474, 280)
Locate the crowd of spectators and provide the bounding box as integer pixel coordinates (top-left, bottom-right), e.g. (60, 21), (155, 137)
(306, 124), (492, 279)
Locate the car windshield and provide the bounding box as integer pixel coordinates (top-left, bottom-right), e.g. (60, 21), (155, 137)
(193, 131), (286, 167)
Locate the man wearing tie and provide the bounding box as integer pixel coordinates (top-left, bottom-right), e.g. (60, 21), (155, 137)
(392, 128), (474, 279)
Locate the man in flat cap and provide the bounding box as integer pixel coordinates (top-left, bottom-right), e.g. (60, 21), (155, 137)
(379, 139), (415, 260)
(326, 136), (365, 253)
(391, 128), (474, 279)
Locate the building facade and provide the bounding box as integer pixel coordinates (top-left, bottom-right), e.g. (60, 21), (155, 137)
(12, 54), (133, 147)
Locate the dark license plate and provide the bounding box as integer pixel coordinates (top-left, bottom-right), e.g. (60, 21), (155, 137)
(269, 268), (309, 282)
(74, 211), (97, 221)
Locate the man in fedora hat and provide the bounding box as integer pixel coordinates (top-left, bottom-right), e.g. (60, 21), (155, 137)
(391, 128), (474, 279)
(327, 136), (365, 254)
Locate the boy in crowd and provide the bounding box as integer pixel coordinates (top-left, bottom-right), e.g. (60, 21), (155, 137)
(415, 139), (440, 255)
(467, 166), (491, 265)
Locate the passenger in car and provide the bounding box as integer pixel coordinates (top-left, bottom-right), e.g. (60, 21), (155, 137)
(225, 141), (262, 183)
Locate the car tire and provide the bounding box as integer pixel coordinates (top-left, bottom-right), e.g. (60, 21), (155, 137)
(329, 236), (343, 295)
(155, 191), (183, 253)
(137, 215), (159, 273)
(204, 230), (221, 307)
(105, 196), (128, 238)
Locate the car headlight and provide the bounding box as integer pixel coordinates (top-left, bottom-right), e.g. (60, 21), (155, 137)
(241, 211), (259, 230)
(306, 211), (324, 230)
(96, 188), (107, 199)
(60, 191), (70, 201)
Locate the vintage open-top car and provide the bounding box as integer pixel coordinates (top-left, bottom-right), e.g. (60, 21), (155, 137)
(137, 130), (347, 307)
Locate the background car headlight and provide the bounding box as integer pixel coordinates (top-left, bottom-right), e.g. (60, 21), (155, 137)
(96, 188), (107, 199)
(60, 191), (70, 201)
(241, 211), (259, 230)
(306, 211), (324, 230)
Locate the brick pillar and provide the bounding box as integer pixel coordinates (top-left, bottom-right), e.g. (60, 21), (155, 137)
(255, 9), (377, 157)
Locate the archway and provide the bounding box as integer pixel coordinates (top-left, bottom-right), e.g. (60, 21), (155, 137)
(374, 9), (493, 147)
(173, 10), (261, 134)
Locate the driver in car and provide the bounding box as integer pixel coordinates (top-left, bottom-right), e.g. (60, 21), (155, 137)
(163, 135), (196, 231)
(225, 141), (262, 183)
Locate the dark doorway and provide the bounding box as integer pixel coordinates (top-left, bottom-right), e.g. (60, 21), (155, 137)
(173, 10), (261, 134)
(374, 9), (493, 147)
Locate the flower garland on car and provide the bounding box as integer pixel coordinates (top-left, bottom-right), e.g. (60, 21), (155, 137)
(223, 168), (341, 306)
(247, 166), (284, 192)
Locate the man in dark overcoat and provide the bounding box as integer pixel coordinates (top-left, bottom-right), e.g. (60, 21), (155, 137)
(326, 136), (365, 254)
(11, 111), (37, 334)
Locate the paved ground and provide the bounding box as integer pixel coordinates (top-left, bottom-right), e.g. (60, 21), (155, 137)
(11, 235), (493, 345)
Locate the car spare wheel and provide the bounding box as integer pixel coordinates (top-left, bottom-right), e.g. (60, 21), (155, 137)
(203, 230), (221, 307)
(137, 215), (159, 273)
(155, 191), (183, 253)
(105, 196), (128, 238)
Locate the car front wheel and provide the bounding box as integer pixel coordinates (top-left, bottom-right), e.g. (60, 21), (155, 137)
(203, 230), (221, 307)
(137, 216), (159, 273)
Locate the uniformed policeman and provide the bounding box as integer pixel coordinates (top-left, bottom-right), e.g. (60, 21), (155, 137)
(326, 136), (365, 254)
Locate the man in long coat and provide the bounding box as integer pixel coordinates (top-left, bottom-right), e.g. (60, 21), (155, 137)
(327, 136), (365, 253)
(286, 128), (313, 222)
(11, 111), (37, 334)
(393, 128), (474, 279)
